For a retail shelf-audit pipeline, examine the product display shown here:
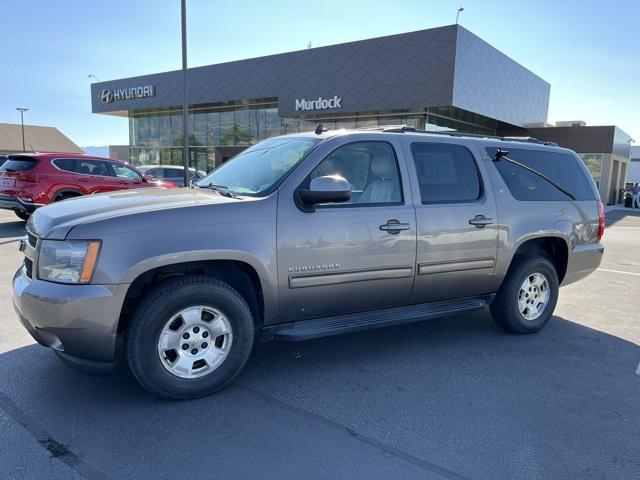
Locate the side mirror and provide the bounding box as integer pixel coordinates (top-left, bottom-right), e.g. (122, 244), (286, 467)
(297, 175), (351, 211)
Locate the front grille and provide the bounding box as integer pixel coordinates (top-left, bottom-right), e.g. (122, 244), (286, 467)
(26, 231), (37, 247)
(24, 258), (33, 279)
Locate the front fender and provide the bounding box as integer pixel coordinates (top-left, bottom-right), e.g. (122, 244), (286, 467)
(119, 249), (278, 325)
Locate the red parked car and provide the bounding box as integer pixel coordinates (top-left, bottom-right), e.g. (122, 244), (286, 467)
(0, 153), (178, 220)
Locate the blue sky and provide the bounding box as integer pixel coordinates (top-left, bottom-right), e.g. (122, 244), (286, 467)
(1, 0), (638, 147)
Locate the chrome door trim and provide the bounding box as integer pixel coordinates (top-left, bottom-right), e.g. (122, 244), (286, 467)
(418, 258), (495, 275)
(289, 266), (413, 289)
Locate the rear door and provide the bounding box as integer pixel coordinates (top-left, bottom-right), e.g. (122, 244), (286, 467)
(75, 159), (122, 193)
(404, 141), (498, 303)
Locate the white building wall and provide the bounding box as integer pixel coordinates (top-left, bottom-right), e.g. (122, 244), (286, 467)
(628, 146), (640, 184)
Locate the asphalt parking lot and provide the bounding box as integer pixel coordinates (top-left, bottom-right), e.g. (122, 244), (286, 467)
(0, 208), (638, 480)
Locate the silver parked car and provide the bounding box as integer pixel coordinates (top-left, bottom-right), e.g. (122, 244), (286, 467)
(137, 165), (202, 187)
(12, 127), (605, 399)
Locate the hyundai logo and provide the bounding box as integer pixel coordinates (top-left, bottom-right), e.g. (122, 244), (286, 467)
(100, 90), (113, 104)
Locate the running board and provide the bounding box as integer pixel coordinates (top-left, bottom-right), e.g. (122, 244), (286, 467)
(262, 296), (493, 341)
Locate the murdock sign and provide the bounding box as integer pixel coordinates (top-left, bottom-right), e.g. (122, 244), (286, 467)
(295, 95), (342, 111)
(100, 85), (155, 104)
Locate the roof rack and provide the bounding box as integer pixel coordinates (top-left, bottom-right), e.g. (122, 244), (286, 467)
(358, 124), (558, 146)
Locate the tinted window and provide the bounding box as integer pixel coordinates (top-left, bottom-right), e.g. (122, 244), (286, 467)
(486, 147), (598, 201)
(1, 157), (38, 172)
(308, 141), (402, 206)
(76, 159), (113, 177)
(165, 169), (184, 179)
(112, 163), (141, 180)
(53, 158), (77, 172)
(145, 168), (163, 178)
(411, 143), (481, 204)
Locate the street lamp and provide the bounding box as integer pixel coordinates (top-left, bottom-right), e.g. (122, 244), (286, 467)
(181, 0), (189, 187)
(16, 107), (29, 152)
(88, 74), (100, 82)
(456, 7), (464, 24)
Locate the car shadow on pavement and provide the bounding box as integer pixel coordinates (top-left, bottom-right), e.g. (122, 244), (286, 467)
(0, 218), (25, 240)
(606, 208), (640, 227)
(0, 312), (638, 480)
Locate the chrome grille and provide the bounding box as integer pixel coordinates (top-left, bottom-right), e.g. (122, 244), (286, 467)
(26, 231), (37, 247)
(21, 228), (37, 280)
(24, 258), (33, 278)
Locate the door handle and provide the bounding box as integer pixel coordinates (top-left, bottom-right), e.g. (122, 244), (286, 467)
(379, 219), (411, 234)
(469, 215), (494, 228)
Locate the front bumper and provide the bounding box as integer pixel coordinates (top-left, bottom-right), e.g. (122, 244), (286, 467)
(562, 242), (605, 286)
(12, 266), (129, 375)
(0, 194), (40, 214)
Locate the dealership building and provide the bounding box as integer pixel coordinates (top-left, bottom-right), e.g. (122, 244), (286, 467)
(91, 24), (631, 204)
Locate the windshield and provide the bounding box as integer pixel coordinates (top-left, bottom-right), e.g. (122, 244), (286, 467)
(197, 137), (321, 196)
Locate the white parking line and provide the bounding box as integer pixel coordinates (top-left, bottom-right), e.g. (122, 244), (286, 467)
(597, 268), (640, 277)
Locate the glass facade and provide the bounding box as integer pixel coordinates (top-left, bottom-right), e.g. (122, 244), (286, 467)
(128, 101), (498, 174)
(579, 153), (604, 188)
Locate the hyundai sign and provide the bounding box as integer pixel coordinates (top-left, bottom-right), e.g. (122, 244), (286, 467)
(100, 85), (156, 104)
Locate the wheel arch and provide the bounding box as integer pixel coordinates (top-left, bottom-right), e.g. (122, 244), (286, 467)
(52, 189), (83, 201)
(510, 235), (570, 283)
(117, 259), (266, 337)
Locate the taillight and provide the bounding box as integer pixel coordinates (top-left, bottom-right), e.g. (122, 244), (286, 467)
(6, 171), (37, 182)
(597, 200), (605, 241)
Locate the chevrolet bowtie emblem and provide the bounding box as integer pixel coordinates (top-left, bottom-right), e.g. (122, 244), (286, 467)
(191, 337), (200, 346)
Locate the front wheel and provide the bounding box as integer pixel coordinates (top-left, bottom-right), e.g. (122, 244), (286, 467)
(490, 255), (559, 334)
(126, 276), (255, 399)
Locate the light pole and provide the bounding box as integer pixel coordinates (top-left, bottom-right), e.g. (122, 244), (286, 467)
(16, 107), (29, 152)
(181, 0), (189, 187)
(456, 7), (464, 24)
(88, 74), (100, 82)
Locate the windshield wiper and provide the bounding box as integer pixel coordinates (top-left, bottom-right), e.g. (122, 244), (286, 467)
(493, 148), (576, 201)
(198, 183), (238, 198)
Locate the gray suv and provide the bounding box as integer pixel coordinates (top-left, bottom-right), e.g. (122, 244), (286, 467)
(12, 127), (605, 399)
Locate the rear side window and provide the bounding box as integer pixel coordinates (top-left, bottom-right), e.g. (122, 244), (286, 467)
(411, 143), (482, 204)
(1, 157), (38, 172)
(53, 158), (77, 172)
(486, 147), (598, 201)
(76, 159), (113, 177)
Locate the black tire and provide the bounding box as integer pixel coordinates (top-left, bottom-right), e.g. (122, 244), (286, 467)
(54, 192), (81, 202)
(14, 210), (30, 221)
(126, 275), (255, 400)
(490, 255), (559, 334)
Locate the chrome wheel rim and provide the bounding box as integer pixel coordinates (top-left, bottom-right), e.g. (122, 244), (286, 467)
(157, 305), (232, 379)
(518, 273), (550, 321)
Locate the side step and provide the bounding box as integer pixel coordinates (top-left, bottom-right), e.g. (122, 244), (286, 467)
(263, 296), (493, 341)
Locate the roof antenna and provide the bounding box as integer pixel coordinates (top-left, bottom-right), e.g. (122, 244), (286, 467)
(314, 123), (327, 135)
(307, 41), (312, 49)
(493, 148), (509, 161)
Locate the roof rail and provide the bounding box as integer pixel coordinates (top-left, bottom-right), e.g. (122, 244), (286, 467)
(357, 124), (558, 146)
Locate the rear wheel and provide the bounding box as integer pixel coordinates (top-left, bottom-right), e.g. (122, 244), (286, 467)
(126, 275), (255, 400)
(490, 255), (559, 334)
(54, 192), (81, 202)
(14, 210), (30, 221)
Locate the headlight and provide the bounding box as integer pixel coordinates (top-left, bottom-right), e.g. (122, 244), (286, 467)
(38, 240), (101, 284)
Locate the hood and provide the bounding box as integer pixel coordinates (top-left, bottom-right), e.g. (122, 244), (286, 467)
(28, 187), (241, 239)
